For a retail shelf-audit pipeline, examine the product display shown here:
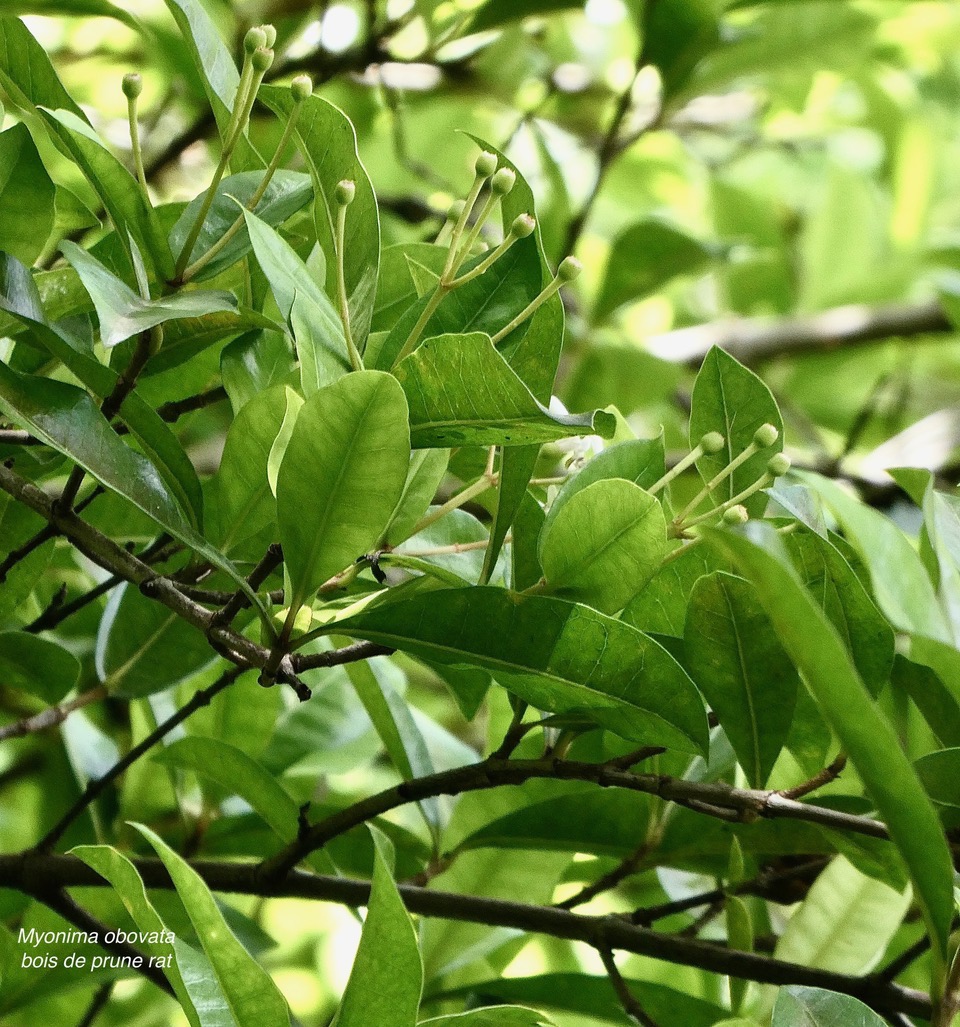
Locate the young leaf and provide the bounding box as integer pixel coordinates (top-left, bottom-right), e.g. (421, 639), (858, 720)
(0, 123), (56, 264)
(260, 87), (380, 346)
(684, 571), (798, 787)
(538, 479), (667, 614)
(61, 241), (237, 347)
(334, 830), (423, 1027)
(0, 17), (89, 123)
(242, 209), (350, 392)
(169, 170), (313, 282)
(40, 109), (174, 280)
(0, 631), (79, 704)
(394, 332), (614, 448)
(772, 987), (887, 1027)
(277, 370), (410, 610)
(707, 524), (955, 982)
(689, 347), (783, 516)
(135, 824), (292, 1027)
(333, 586), (708, 752)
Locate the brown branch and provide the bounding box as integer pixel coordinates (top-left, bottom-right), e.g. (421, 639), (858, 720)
(0, 686), (107, 743)
(598, 946), (661, 1027)
(0, 852), (932, 1020)
(36, 668), (245, 852)
(778, 753), (847, 800)
(259, 755), (891, 881)
(557, 840), (654, 910)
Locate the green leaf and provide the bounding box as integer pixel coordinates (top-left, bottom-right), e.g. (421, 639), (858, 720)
(594, 220), (711, 321)
(468, 0), (580, 32)
(0, 17), (88, 123)
(914, 748), (960, 810)
(96, 583), (213, 697)
(784, 530), (894, 695)
(40, 109), (174, 281)
(420, 1009), (554, 1026)
(689, 347), (784, 516)
(135, 823), (291, 1027)
(0, 631), (79, 704)
(395, 333), (614, 448)
(277, 370), (410, 609)
(374, 244), (447, 333)
(772, 986), (887, 1027)
(61, 241), (237, 347)
(707, 524), (954, 980)
(334, 586), (708, 752)
(0, 362), (267, 623)
(892, 654), (960, 749)
(70, 845), (202, 1027)
(221, 329), (296, 413)
(374, 237), (542, 371)
(622, 542), (719, 637)
(242, 209), (350, 392)
(170, 170), (313, 282)
(0, 123), (56, 264)
(260, 87), (379, 346)
(539, 479), (667, 614)
(642, 0), (719, 101)
(385, 449), (450, 546)
(154, 736), (300, 837)
(685, 571), (797, 787)
(334, 830), (423, 1027)
(5, 1), (139, 28)
(212, 385), (286, 552)
(774, 855), (910, 975)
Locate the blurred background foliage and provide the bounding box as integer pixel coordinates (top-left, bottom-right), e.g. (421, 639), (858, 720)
(4, 0), (960, 1024)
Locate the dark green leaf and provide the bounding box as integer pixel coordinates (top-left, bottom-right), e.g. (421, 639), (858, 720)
(621, 542), (718, 637)
(0, 17), (88, 123)
(0, 124), (56, 264)
(914, 748), (960, 810)
(374, 244), (447, 333)
(395, 332), (614, 448)
(334, 586), (708, 752)
(685, 571), (797, 787)
(0, 631), (79, 704)
(221, 329), (296, 413)
(421, 1009), (554, 1026)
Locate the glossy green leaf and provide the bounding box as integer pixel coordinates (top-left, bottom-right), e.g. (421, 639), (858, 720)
(242, 208), (350, 392)
(485, 446), (539, 586)
(0, 631), (79, 704)
(70, 845), (203, 1027)
(686, 571), (797, 787)
(7, 1), (138, 28)
(61, 241), (237, 347)
(212, 384), (286, 551)
(914, 748), (960, 809)
(260, 87), (379, 346)
(784, 530), (894, 694)
(374, 244), (447, 333)
(772, 987), (887, 1027)
(335, 830), (423, 1027)
(334, 586), (708, 752)
(40, 109), (174, 281)
(385, 449), (449, 546)
(420, 1009), (553, 1026)
(892, 653), (960, 749)
(0, 124), (55, 264)
(539, 479), (667, 614)
(220, 329), (296, 413)
(395, 332), (614, 448)
(594, 220), (711, 321)
(0, 17), (88, 123)
(773, 856), (910, 975)
(96, 583), (213, 697)
(708, 525), (954, 979)
(170, 170), (313, 281)
(621, 542), (719, 637)
(277, 370), (410, 609)
(689, 347), (784, 516)
(154, 736), (300, 837)
(135, 824), (291, 1027)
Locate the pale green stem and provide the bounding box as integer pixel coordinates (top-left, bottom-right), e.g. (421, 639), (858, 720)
(454, 191), (500, 267)
(443, 176), (486, 281)
(674, 441), (760, 524)
(410, 475), (496, 536)
(491, 275), (564, 345)
(393, 283), (447, 365)
(335, 201), (364, 372)
(174, 60), (263, 280)
(682, 474), (772, 529)
(127, 94), (149, 201)
(401, 534), (510, 558)
(181, 102), (304, 283)
(450, 230), (518, 287)
(648, 443), (705, 496)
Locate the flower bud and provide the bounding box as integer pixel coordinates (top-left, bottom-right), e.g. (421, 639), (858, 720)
(291, 74), (313, 103)
(767, 453), (791, 477)
(244, 26), (267, 53)
(511, 213), (536, 238)
(335, 179), (356, 206)
(722, 504), (749, 525)
(475, 150), (498, 178)
(491, 167), (516, 194)
(557, 256), (582, 282)
(753, 423), (779, 447)
(252, 46), (274, 73)
(700, 431), (725, 454)
(259, 23), (277, 48)
(122, 72), (142, 100)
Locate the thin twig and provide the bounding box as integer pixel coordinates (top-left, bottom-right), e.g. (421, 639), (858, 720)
(598, 945), (662, 1026)
(0, 687), (107, 743)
